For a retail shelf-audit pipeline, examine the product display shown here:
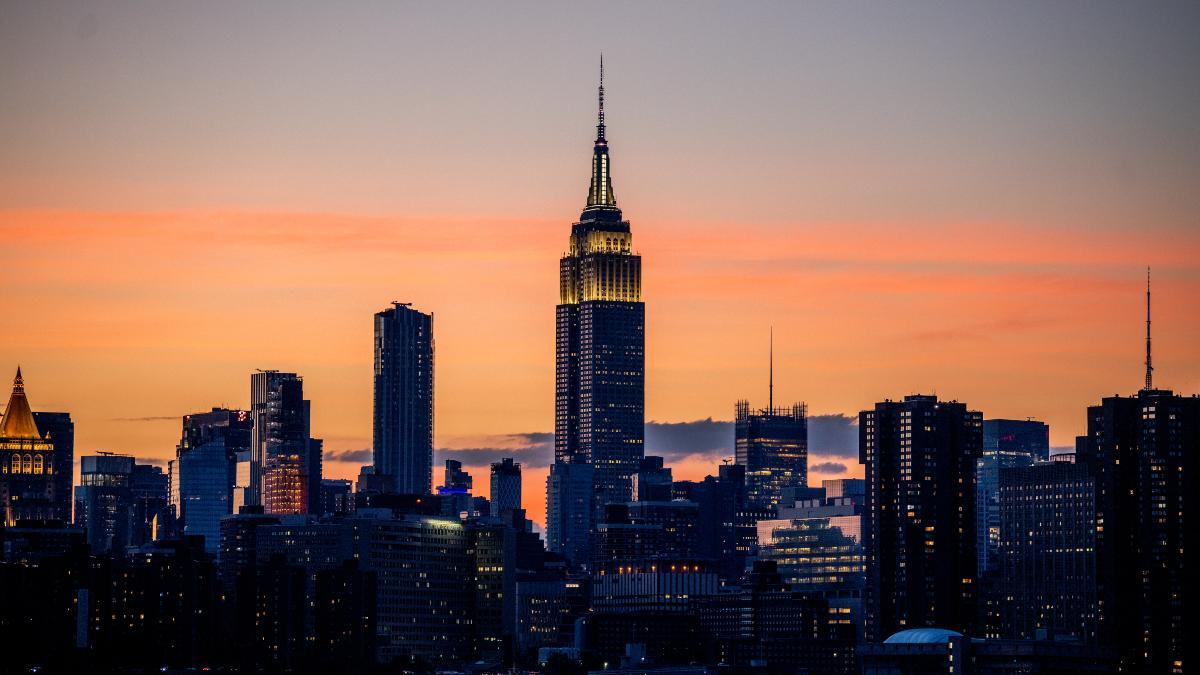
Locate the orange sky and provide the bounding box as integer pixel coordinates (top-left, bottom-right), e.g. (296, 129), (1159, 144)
(2, 209), (1198, 525)
(3, 3), (1200, 526)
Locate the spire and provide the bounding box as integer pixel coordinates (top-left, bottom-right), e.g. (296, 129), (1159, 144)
(1, 366), (41, 439)
(585, 55), (617, 210)
(597, 53), (606, 142)
(1144, 266), (1153, 390)
(768, 327), (774, 411)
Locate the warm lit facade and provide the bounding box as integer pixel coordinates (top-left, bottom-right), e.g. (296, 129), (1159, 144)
(735, 400), (808, 507)
(250, 371), (321, 514)
(0, 368), (57, 525)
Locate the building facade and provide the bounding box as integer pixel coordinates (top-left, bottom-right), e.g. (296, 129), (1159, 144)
(735, 400), (808, 508)
(976, 418), (1048, 576)
(0, 368), (57, 525)
(489, 457), (522, 517)
(551, 64), (645, 544)
(32, 410), (74, 523)
(75, 454), (135, 553)
(250, 372), (321, 514)
(860, 395), (981, 641)
(373, 303), (434, 495)
(171, 408), (251, 552)
(545, 461), (594, 564)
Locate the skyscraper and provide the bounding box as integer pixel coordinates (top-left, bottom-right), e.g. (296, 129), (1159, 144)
(32, 410), (74, 523)
(489, 457), (521, 517)
(860, 394), (981, 641)
(735, 400), (808, 507)
(1077, 271), (1197, 673)
(976, 418), (1048, 576)
(75, 453), (136, 553)
(0, 368), (57, 525)
(546, 461), (594, 564)
(551, 59), (645, 542)
(171, 408), (252, 552)
(373, 302), (434, 495)
(250, 371), (321, 514)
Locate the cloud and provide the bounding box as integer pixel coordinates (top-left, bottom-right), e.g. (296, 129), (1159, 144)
(645, 418), (733, 463)
(110, 415), (181, 422)
(436, 432), (553, 468)
(324, 448), (372, 463)
(810, 461), (848, 474)
(808, 414), (859, 458)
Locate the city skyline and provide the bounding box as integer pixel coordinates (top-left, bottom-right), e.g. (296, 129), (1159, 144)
(4, 3), (1200, 528)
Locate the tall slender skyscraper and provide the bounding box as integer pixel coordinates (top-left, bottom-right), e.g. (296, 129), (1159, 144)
(551, 58), (645, 541)
(250, 371), (321, 514)
(373, 302), (434, 495)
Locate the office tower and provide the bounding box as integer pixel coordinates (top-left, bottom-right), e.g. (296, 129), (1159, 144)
(552, 61), (645, 537)
(997, 461), (1097, 642)
(318, 478), (353, 515)
(130, 463), (169, 545)
(373, 302), (434, 495)
(757, 478), (866, 637)
(32, 410), (73, 522)
(489, 457), (522, 516)
(735, 400), (808, 507)
(468, 510), (545, 660)
(631, 455), (672, 502)
(596, 500), (700, 561)
(250, 371), (322, 514)
(514, 577), (588, 654)
(546, 461), (594, 564)
(0, 368), (57, 525)
(436, 459), (474, 517)
(74, 453), (135, 553)
(860, 394), (982, 641)
(171, 408), (251, 552)
(976, 418), (1049, 577)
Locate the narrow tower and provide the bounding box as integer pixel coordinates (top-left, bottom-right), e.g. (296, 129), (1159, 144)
(549, 59), (645, 558)
(1144, 266), (1153, 390)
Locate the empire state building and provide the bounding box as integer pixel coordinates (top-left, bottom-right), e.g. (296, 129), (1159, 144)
(549, 61), (645, 559)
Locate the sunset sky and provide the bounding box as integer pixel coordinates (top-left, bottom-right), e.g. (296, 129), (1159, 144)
(3, 2), (1199, 526)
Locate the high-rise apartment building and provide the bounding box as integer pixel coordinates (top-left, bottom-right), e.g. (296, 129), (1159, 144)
(250, 372), (321, 514)
(551, 62), (645, 541)
(997, 460), (1097, 643)
(545, 461), (594, 564)
(373, 303), (434, 495)
(489, 457), (522, 517)
(860, 395), (981, 641)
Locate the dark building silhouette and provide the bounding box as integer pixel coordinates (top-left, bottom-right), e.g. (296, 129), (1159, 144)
(546, 460), (594, 564)
(373, 302), (434, 495)
(130, 463), (169, 545)
(437, 458), (474, 517)
(0, 368), (57, 525)
(32, 410), (74, 523)
(631, 455), (672, 502)
(74, 453), (135, 553)
(860, 395), (982, 641)
(250, 372), (321, 514)
(976, 418), (1049, 577)
(552, 61), (645, 543)
(736, 399), (808, 508)
(490, 457), (522, 516)
(997, 460), (1098, 643)
(1082, 388), (1197, 673)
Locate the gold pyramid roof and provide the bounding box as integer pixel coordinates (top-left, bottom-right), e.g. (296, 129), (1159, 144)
(0, 367), (42, 440)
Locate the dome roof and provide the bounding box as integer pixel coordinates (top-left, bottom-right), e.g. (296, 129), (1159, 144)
(883, 628), (963, 645)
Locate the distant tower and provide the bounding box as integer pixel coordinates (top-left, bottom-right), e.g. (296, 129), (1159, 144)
(373, 302), (435, 495)
(1144, 266), (1153, 390)
(735, 331), (808, 507)
(550, 57), (645, 547)
(0, 368), (57, 525)
(250, 372), (321, 514)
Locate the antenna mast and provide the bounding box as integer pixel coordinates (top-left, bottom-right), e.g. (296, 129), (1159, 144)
(1144, 266), (1153, 390)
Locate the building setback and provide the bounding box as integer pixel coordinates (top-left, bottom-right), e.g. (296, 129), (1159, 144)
(373, 303), (434, 495)
(860, 395), (981, 641)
